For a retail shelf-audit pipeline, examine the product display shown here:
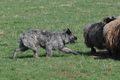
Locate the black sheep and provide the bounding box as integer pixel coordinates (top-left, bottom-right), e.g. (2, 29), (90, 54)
(83, 16), (116, 53)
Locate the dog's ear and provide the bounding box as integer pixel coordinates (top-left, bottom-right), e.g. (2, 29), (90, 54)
(66, 29), (71, 35)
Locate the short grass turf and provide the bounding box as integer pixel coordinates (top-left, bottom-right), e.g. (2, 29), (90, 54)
(0, 0), (120, 80)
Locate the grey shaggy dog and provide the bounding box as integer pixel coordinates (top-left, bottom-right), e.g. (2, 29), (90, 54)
(12, 29), (78, 59)
(83, 16), (116, 53)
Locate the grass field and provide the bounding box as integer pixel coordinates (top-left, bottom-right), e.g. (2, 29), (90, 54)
(1, 0), (120, 80)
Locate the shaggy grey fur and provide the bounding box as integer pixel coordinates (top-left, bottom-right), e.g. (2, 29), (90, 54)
(83, 16), (116, 53)
(12, 29), (78, 59)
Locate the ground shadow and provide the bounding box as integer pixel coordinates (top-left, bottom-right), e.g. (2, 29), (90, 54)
(8, 50), (111, 59)
(77, 49), (120, 60)
(8, 55), (34, 59)
(9, 54), (65, 59)
(8, 49), (120, 60)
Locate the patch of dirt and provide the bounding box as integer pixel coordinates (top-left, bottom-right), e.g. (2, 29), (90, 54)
(50, 72), (74, 75)
(96, 49), (107, 52)
(90, 54), (110, 59)
(49, 71), (84, 80)
(49, 71), (84, 76)
(106, 68), (112, 72)
(90, 49), (112, 59)
(54, 64), (76, 67)
(90, 56), (102, 59)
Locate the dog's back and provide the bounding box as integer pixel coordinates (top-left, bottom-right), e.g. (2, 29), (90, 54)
(19, 29), (63, 49)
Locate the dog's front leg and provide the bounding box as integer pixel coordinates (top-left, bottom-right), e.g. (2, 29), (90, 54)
(61, 47), (78, 55)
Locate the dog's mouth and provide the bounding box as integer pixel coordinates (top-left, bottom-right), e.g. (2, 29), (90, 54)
(70, 37), (77, 43)
(70, 40), (75, 43)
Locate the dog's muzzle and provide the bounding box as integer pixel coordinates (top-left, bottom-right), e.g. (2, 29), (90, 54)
(70, 36), (77, 43)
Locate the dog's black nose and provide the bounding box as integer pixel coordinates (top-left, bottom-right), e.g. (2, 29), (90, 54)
(74, 37), (77, 40)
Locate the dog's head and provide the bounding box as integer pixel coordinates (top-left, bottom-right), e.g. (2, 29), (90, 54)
(63, 29), (77, 44)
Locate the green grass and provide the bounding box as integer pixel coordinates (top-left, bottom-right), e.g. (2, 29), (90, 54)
(0, 0), (120, 80)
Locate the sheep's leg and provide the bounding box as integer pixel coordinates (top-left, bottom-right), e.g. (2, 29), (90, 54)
(114, 52), (118, 60)
(91, 47), (96, 53)
(107, 49), (112, 56)
(113, 48), (120, 60)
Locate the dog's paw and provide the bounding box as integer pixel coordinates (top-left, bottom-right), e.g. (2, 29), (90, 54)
(73, 52), (79, 55)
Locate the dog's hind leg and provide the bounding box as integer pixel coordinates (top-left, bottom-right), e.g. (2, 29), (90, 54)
(46, 45), (53, 57)
(12, 47), (28, 59)
(32, 49), (39, 58)
(61, 47), (78, 55)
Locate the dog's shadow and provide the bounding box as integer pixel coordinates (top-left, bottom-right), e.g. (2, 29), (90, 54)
(11, 54), (65, 59)
(9, 50), (119, 60)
